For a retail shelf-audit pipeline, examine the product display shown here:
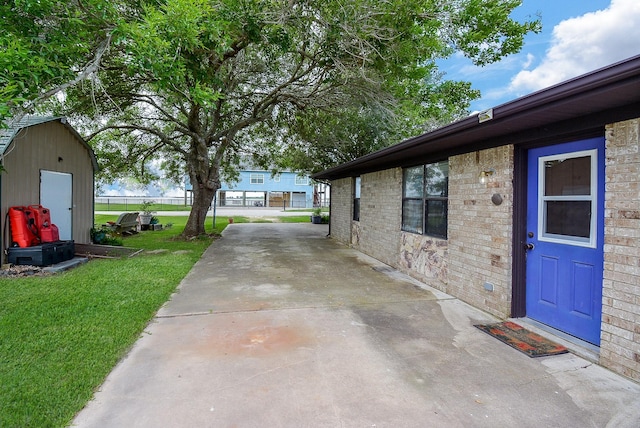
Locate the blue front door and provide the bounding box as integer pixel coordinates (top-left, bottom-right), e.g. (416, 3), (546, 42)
(525, 138), (604, 345)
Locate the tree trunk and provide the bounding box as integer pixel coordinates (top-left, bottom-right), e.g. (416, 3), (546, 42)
(182, 182), (217, 237)
(181, 132), (225, 237)
(181, 145), (220, 237)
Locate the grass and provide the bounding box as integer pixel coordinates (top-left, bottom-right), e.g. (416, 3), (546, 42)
(94, 214), (248, 237)
(0, 216), (219, 427)
(0, 213), (318, 427)
(279, 215), (314, 223)
(0, 213), (315, 427)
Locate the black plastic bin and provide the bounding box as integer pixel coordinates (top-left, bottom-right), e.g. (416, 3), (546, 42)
(7, 241), (75, 266)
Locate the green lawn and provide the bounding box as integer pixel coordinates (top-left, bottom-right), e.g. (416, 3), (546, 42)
(0, 216), (223, 427)
(279, 215), (315, 223)
(0, 214), (317, 427)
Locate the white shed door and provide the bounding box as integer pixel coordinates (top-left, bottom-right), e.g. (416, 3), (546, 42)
(40, 170), (73, 240)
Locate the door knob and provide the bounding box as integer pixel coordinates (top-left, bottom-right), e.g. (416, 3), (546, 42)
(525, 243), (535, 251)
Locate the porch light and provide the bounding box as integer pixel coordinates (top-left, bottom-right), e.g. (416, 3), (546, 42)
(479, 168), (495, 184)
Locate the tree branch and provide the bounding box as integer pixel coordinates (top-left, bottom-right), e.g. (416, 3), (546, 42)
(27, 32), (113, 112)
(86, 124), (188, 156)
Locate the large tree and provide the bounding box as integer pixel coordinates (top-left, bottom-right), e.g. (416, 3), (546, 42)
(61, 0), (539, 237)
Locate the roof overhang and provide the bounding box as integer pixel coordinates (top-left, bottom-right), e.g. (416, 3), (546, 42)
(313, 55), (640, 181)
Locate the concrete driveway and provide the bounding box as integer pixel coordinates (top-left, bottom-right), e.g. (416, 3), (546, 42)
(72, 223), (640, 427)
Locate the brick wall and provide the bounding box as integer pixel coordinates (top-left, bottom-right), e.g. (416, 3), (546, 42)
(355, 169), (403, 267)
(329, 153), (514, 317)
(602, 118), (640, 381)
(327, 121), (640, 383)
(447, 146), (514, 318)
(330, 178), (353, 244)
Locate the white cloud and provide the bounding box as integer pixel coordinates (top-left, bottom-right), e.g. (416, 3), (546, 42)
(510, 0), (640, 93)
(522, 53), (535, 69)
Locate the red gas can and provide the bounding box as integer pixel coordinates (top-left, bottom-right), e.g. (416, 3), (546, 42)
(28, 205), (59, 242)
(40, 223), (60, 242)
(8, 206), (40, 247)
(28, 205), (52, 230)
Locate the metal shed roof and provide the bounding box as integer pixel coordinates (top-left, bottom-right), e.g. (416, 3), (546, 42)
(313, 54), (640, 181)
(0, 116), (99, 171)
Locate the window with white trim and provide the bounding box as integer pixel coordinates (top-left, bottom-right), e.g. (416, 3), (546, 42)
(538, 149), (597, 247)
(250, 173), (264, 184)
(295, 175), (309, 185)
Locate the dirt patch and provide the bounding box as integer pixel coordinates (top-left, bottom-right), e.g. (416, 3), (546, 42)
(219, 325), (311, 356)
(0, 265), (51, 277)
(247, 217), (279, 223)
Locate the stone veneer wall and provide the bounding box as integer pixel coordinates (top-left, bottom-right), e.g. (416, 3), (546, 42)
(447, 146), (514, 318)
(399, 232), (448, 287)
(351, 221), (361, 247)
(329, 178), (353, 244)
(602, 118), (640, 381)
(354, 168), (403, 267)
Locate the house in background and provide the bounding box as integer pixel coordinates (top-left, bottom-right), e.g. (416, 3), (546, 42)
(313, 55), (640, 382)
(217, 170), (315, 208)
(0, 117), (98, 260)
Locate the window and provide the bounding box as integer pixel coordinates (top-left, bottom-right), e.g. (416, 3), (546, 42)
(539, 149), (597, 247)
(272, 174), (281, 183)
(250, 173), (264, 184)
(353, 177), (361, 221)
(295, 175), (309, 185)
(402, 160), (449, 239)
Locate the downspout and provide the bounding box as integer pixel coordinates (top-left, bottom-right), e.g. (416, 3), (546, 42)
(327, 183), (332, 238)
(91, 171), (95, 244)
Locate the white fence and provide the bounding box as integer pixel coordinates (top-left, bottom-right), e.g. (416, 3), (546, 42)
(95, 196), (188, 210)
(97, 185), (331, 210)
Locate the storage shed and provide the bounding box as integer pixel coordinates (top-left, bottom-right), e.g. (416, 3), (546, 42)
(0, 116), (97, 261)
(313, 55), (640, 382)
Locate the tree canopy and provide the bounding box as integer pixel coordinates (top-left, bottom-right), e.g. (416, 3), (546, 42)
(4, 0), (540, 236)
(0, 0), (118, 127)
(260, 66), (481, 174)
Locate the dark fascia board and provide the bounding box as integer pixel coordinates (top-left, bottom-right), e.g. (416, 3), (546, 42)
(313, 54), (640, 181)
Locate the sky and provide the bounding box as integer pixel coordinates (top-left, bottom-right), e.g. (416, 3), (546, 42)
(438, 0), (640, 113)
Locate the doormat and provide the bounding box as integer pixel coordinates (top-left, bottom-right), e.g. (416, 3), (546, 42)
(474, 321), (569, 358)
